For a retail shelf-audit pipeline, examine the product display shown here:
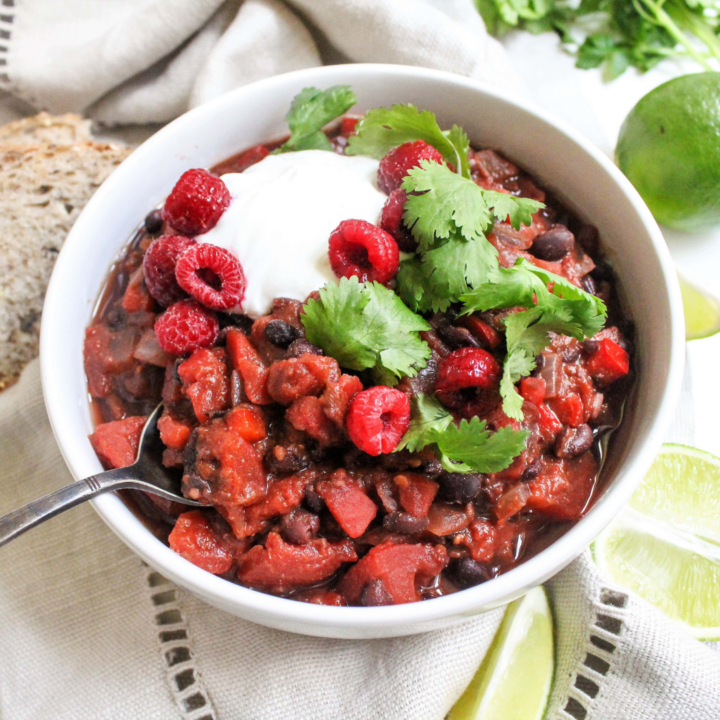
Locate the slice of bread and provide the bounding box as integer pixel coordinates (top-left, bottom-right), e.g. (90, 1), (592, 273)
(0, 140), (132, 390)
(0, 112), (92, 146)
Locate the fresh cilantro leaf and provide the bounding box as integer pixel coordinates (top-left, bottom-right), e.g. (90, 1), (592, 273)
(346, 104), (471, 178)
(276, 85), (356, 153)
(395, 394), (453, 453)
(402, 161), (492, 250)
(499, 343), (538, 422)
(301, 277), (430, 382)
(396, 394), (528, 473)
(436, 418), (530, 473)
(482, 190), (544, 230)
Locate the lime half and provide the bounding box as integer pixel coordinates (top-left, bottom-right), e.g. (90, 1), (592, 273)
(679, 275), (720, 341)
(593, 444), (720, 639)
(448, 586), (554, 720)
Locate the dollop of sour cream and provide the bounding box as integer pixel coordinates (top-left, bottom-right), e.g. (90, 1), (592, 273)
(198, 150), (387, 318)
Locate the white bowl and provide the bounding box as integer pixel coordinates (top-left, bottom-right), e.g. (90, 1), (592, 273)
(41, 64), (684, 638)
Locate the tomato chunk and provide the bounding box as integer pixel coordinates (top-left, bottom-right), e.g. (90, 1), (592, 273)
(157, 411), (193, 451)
(178, 347), (231, 423)
(226, 329), (272, 404)
(89, 415), (147, 469)
(317, 470), (378, 538)
(237, 532), (356, 593)
(339, 542), (448, 605)
(286, 396), (341, 446)
(226, 404), (266, 443)
(122, 267), (154, 313)
(586, 338), (629, 385)
(169, 511), (233, 574)
(243, 474), (312, 536)
(526, 453), (597, 520)
(394, 473), (439, 517)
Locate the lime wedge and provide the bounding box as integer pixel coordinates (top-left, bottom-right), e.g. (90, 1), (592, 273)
(593, 444), (720, 639)
(679, 275), (720, 340)
(448, 586), (554, 720)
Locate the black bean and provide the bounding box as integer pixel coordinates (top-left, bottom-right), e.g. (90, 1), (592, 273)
(576, 224), (599, 254)
(438, 472), (482, 504)
(265, 444), (309, 475)
(265, 319), (301, 348)
(581, 274), (596, 296)
(383, 512), (429, 534)
(359, 579), (393, 606)
(554, 424), (594, 459)
(529, 226), (574, 261)
(521, 459), (542, 481)
(280, 509), (320, 545)
(422, 458), (444, 479)
(447, 557), (489, 589)
(286, 339), (324, 358)
(562, 345), (581, 363)
(144, 209), (164, 235)
(438, 324), (481, 349)
(303, 489), (325, 514)
(581, 339), (599, 355)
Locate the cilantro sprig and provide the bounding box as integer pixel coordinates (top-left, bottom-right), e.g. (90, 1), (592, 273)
(346, 104), (471, 178)
(276, 86), (356, 153)
(300, 277), (431, 384)
(396, 394), (529, 473)
(461, 259), (607, 420)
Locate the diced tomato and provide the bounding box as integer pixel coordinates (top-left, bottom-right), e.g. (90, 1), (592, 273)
(341, 116), (360, 135)
(296, 589), (346, 606)
(89, 415), (148, 469)
(157, 411), (193, 451)
(226, 329), (272, 405)
(230, 144), (270, 173)
(286, 396), (341, 446)
(226, 404), (266, 442)
(244, 474), (312, 536)
(266, 354), (340, 405)
(520, 376), (545, 406)
(548, 393), (584, 428)
(494, 483), (531, 523)
(178, 347), (231, 423)
(122, 267), (155, 313)
(526, 453), (597, 520)
(237, 532), (357, 593)
(586, 338), (629, 385)
(462, 518), (527, 565)
(317, 470), (378, 538)
(321, 374), (363, 426)
(394, 473), (439, 517)
(169, 511), (233, 574)
(460, 314), (501, 349)
(537, 402), (563, 436)
(338, 542), (448, 605)
(426, 502), (471, 536)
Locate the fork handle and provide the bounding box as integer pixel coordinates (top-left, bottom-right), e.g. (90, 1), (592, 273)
(0, 476), (106, 548)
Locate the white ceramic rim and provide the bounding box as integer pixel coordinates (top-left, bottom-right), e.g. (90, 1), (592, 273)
(41, 64), (685, 631)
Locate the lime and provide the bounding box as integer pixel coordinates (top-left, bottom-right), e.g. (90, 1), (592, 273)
(593, 444), (720, 639)
(679, 274), (720, 340)
(448, 586), (554, 720)
(616, 72), (720, 231)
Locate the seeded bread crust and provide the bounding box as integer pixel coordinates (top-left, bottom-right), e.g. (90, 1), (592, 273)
(0, 135), (132, 390)
(0, 112), (92, 146)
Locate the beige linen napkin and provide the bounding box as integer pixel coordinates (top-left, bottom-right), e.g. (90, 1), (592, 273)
(0, 0), (516, 126)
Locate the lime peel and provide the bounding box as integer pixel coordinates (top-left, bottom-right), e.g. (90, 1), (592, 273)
(679, 275), (720, 341)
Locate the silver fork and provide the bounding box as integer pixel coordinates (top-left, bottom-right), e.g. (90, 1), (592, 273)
(0, 403), (201, 547)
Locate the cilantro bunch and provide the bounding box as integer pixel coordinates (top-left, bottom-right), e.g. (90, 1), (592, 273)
(476, 0), (720, 80)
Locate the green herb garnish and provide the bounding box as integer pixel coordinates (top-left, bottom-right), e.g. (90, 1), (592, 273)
(346, 104), (471, 178)
(276, 86), (357, 153)
(301, 277), (431, 384)
(396, 394), (530, 473)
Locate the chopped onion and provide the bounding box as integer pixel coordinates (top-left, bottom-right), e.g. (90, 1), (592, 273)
(133, 328), (172, 367)
(540, 351), (563, 398)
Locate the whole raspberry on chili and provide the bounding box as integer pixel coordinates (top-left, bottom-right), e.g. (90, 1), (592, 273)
(435, 347), (501, 409)
(346, 386), (410, 456)
(380, 189), (417, 252)
(154, 299), (219, 356)
(163, 169), (230, 236)
(143, 235), (197, 307)
(328, 219), (399, 284)
(175, 244), (246, 310)
(377, 140), (444, 195)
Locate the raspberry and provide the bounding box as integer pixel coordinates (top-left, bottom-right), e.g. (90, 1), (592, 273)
(345, 386), (410, 456)
(143, 235), (196, 307)
(435, 347), (501, 410)
(379, 189), (417, 252)
(377, 140), (444, 195)
(328, 219), (399, 284)
(154, 299), (219, 356)
(175, 244), (246, 310)
(163, 169), (230, 236)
